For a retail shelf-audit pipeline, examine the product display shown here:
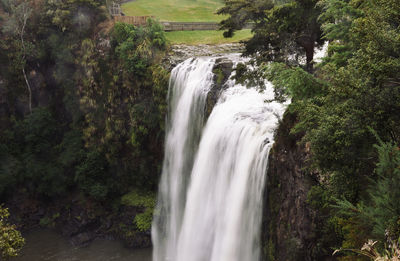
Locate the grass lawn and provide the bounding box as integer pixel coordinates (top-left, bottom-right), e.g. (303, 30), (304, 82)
(121, 0), (252, 44)
(122, 0), (227, 22)
(165, 30), (253, 45)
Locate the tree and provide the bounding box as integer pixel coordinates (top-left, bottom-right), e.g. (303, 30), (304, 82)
(243, 0), (400, 258)
(291, 0), (400, 257)
(218, 0), (324, 71)
(317, 0), (363, 68)
(0, 206), (24, 260)
(334, 138), (400, 252)
(2, 0), (33, 113)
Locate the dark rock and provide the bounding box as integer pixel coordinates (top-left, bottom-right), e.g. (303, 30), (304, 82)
(205, 57), (233, 117)
(163, 43), (244, 71)
(70, 232), (95, 246)
(114, 205), (152, 249)
(213, 57), (234, 84)
(60, 221), (81, 237)
(262, 111), (318, 261)
(122, 231), (151, 248)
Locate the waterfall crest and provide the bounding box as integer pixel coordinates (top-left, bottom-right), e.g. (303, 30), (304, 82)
(152, 56), (286, 261)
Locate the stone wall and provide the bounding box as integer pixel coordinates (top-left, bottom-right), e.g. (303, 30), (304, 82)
(162, 22), (253, 31)
(113, 16), (253, 31)
(114, 16), (154, 26)
(161, 22), (219, 31)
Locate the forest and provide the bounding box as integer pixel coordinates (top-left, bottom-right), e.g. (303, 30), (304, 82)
(0, 0), (399, 260)
(219, 0), (400, 259)
(0, 0), (169, 258)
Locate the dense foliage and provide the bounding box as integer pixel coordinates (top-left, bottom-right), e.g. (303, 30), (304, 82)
(220, 0), (400, 259)
(0, 0), (168, 214)
(0, 206), (24, 259)
(218, 0), (324, 71)
(121, 190), (155, 232)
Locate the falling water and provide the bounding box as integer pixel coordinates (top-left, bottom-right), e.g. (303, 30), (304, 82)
(152, 56), (286, 261)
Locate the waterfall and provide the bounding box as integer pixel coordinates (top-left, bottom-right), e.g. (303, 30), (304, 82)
(152, 56), (286, 261)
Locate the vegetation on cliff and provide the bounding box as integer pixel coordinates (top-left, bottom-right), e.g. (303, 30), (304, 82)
(0, 206), (24, 260)
(219, 0), (324, 71)
(0, 0), (169, 251)
(220, 0), (400, 259)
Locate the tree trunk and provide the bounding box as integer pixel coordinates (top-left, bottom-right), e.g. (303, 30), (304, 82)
(22, 67), (32, 113)
(297, 35), (315, 73)
(305, 44), (314, 73)
(20, 6), (32, 113)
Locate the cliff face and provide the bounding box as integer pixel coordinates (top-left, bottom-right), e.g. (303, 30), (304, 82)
(262, 112), (319, 261)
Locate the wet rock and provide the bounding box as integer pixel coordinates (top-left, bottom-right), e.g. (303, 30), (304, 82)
(58, 205), (99, 238)
(205, 57), (234, 117)
(164, 43), (244, 71)
(115, 205), (152, 248)
(262, 112), (318, 261)
(122, 231), (151, 248)
(213, 57), (234, 83)
(70, 232), (95, 246)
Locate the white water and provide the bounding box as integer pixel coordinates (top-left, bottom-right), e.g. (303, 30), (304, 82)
(152, 56), (286, 261)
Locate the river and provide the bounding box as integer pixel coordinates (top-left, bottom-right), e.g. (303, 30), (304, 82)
(14, 229), (152, 261)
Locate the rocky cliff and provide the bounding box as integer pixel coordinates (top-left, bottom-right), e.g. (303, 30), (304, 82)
(262, 112), (319, 261)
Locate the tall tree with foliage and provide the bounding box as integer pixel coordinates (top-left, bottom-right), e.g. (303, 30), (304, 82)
(0, 0), (169, 202)
(335, 137), (400, 243)
(2, 0), (33, 113)
(277, 0), (400, 258)
(218, 0), (324, 71)
(224, 0), (400, 258)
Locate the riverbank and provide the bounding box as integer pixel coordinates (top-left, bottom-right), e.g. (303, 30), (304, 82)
(15, 229), (151, 261)
(5, 187), (153, 250)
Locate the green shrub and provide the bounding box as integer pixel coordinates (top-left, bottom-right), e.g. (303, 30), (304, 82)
(75, 150), (112, 201)
(0, 206), (24, 259)
(121, 190), (155, 231)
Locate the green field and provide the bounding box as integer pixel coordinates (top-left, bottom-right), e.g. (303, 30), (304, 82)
(121, 0), (252, 44)
(165, 30), (252, 45)
(122, 0), (226, 22)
